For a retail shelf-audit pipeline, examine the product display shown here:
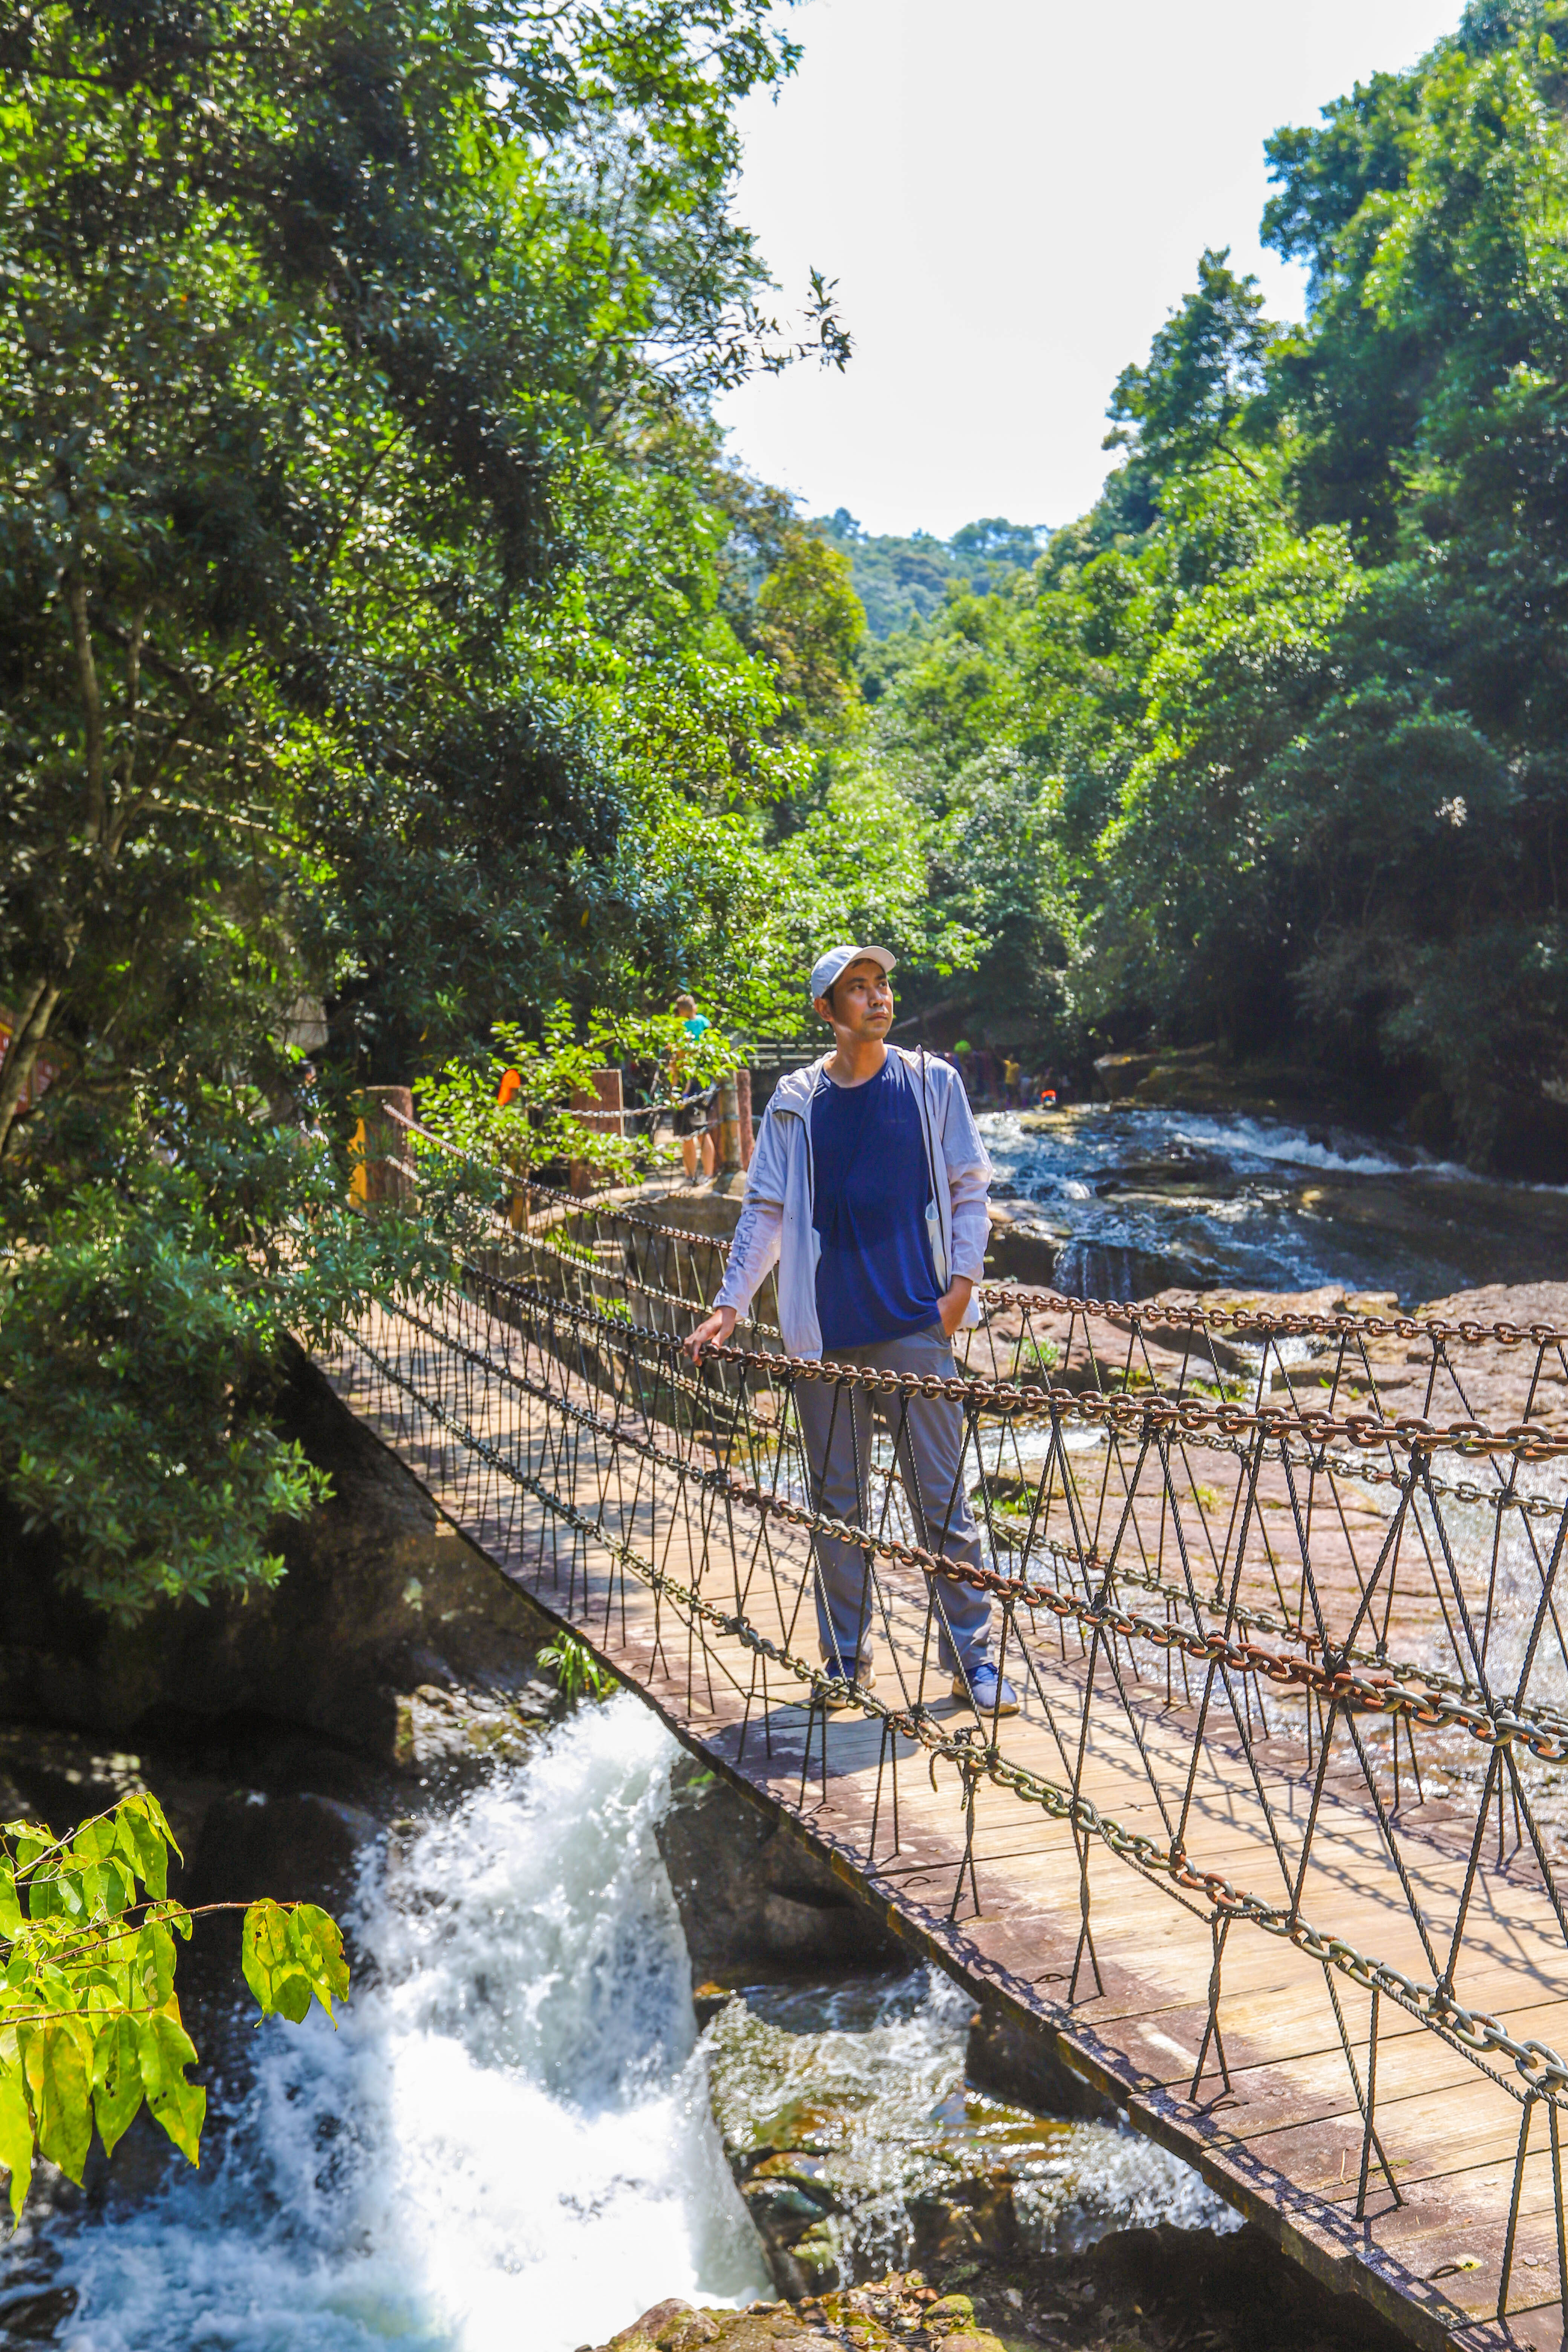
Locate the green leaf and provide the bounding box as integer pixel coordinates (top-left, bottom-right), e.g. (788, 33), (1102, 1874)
(114, 1802), (168, 1901)
(70, 1818), (115, 1865)
(289, 1905), (350, 2016)
(0, 1864), (21, 1940)
(242, 1902), (349, 2026)
(137, 2013), (204, 2165)
(92, 2012), (144, 2159)
(272, 1968), (315, 2026)
(0, 2063), (33, 2221)
(240, 1899), (290, 2017)
(21, 2021), (92, 2185)
(135, 1919), (177, 2007)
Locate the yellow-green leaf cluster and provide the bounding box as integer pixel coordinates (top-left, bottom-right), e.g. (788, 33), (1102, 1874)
(0, 1792), (349, 2221)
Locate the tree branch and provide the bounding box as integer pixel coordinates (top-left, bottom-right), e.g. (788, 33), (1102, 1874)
(67, 577), (106, 845)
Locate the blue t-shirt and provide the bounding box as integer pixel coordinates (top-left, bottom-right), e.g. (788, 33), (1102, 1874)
(810, 1055), (944, 1350)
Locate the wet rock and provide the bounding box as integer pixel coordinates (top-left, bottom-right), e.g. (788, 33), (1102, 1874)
(586, 2279), (1012, 2352)
(582, 2235), (1412, 2352)
(655, 1756), (899, 1980)
(984, 1215), (1061, 1288)
(182, 1789), (381, 1913)
(0, 2285), (80, 2340)
(597, 2312), (822, 2352)
(393, 1679), (555, 1784)
(965, 2002), (1114, 2125)
(608, 2300), (724, 2349)
(702, 1981), (1071, 2301)
(1052, 1240), (1220, 1303)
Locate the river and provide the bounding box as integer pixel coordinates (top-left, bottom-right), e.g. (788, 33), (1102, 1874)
(7, 1703), (1231, 2352)
(982, 1103), (1568, 1304)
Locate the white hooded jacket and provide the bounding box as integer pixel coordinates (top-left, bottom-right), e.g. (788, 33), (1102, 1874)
(712, 1045), (992, 1359)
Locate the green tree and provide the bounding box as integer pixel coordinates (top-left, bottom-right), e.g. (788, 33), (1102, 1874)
(755, 529), (867, 739)
(1106, 249), (1277, 482)
(826, 3), (1568, 1163)
(0, 0), (846, 1614)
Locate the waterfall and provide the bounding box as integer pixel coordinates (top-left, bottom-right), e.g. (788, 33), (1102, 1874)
(23, 1684), (1237, 2351)
(40, 1698), (768, 2352)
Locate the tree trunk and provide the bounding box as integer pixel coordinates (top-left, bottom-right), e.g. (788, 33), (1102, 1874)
(0, 975), (64, 1163)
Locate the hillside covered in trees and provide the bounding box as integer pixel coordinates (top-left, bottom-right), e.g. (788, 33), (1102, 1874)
(776, 0), (1568, 1178)
(812, 513), (1046, 637)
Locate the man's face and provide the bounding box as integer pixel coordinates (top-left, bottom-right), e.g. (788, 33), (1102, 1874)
(815, 957), (893, 1040)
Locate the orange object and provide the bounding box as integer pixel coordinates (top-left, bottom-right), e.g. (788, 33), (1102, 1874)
(496, 1068), (522, 1108)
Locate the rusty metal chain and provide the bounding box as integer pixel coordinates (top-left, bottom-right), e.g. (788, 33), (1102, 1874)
(445, 1269), (1568, 1761)
(694, 1335), (1568, 1461)
(340, 1300), (1568, 2107)
(982, 1288), (1568, 1352)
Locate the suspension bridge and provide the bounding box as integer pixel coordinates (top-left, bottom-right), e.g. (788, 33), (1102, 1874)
(326, 1110), (1568, 2351)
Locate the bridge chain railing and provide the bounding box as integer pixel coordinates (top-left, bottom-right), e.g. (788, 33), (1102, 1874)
(331, 1118), (1568, 2322)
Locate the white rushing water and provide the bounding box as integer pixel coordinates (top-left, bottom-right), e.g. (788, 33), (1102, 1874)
(41, 1699), (768, 2352)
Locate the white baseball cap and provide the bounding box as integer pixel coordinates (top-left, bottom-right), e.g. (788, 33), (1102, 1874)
(810, 943), (897, 1002)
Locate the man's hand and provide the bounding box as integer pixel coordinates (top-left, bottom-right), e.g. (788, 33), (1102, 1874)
(937, 1277), (973, 1338)
(685, 1304), (737, 1363)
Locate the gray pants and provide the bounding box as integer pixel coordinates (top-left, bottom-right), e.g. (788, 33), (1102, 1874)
(793, 1324), (992, 1679)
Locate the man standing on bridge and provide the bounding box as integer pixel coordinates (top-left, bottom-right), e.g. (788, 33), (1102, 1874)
(684, 945), (1019, 1719)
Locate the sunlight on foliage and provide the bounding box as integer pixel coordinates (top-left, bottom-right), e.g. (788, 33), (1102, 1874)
(537, 1631), (619, 1704)
(0, 1792), (347, 2222)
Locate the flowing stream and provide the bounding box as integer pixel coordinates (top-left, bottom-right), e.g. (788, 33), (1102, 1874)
(12, 1706), (761, 2351)
(983, 1104), (1568, 1303)
(8, 1701), (1227, 2352)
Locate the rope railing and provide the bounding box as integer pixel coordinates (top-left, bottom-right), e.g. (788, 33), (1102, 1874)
(329, 1118), (1568, 2324)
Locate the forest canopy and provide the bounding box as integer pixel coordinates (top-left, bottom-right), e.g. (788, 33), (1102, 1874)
(0, 0), (855, 1614)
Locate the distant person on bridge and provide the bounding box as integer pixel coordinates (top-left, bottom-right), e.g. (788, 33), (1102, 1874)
(669, 992), (716, 1184)
(684, 945), (1019, 1719)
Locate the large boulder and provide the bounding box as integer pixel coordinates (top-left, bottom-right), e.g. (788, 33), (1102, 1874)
(655, 1755), (900, 1980)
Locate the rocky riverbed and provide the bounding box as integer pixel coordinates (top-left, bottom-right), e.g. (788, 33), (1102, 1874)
(581, 2224), (1407, 2352)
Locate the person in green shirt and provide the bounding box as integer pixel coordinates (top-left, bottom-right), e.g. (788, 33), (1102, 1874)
(670, 993), (715, 1183)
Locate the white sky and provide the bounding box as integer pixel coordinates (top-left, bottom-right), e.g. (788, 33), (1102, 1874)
(713, 0), (1462, 537)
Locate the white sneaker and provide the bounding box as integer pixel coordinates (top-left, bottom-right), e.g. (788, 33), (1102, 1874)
(952, 1662), (1020, 1717)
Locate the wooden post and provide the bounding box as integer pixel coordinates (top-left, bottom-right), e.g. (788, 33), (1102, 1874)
(570, 1066), (624, 1195)
(350, 1085), (413, 1209)
(737, 1067), (754, 1169)
(715, 1074), (741, 1178)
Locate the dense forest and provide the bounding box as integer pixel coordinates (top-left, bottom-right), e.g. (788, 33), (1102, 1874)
(813, 513), (1046, 637)
(5, 0), (1568, 1615)
(779, 0), (1568, 1179)
(0, 0), (861, 1614)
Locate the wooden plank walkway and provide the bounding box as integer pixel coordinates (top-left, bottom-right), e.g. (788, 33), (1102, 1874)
(323, 1288), (1568, 2352)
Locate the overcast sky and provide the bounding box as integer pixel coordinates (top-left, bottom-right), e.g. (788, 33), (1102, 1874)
(712, 0), (1462, 538)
